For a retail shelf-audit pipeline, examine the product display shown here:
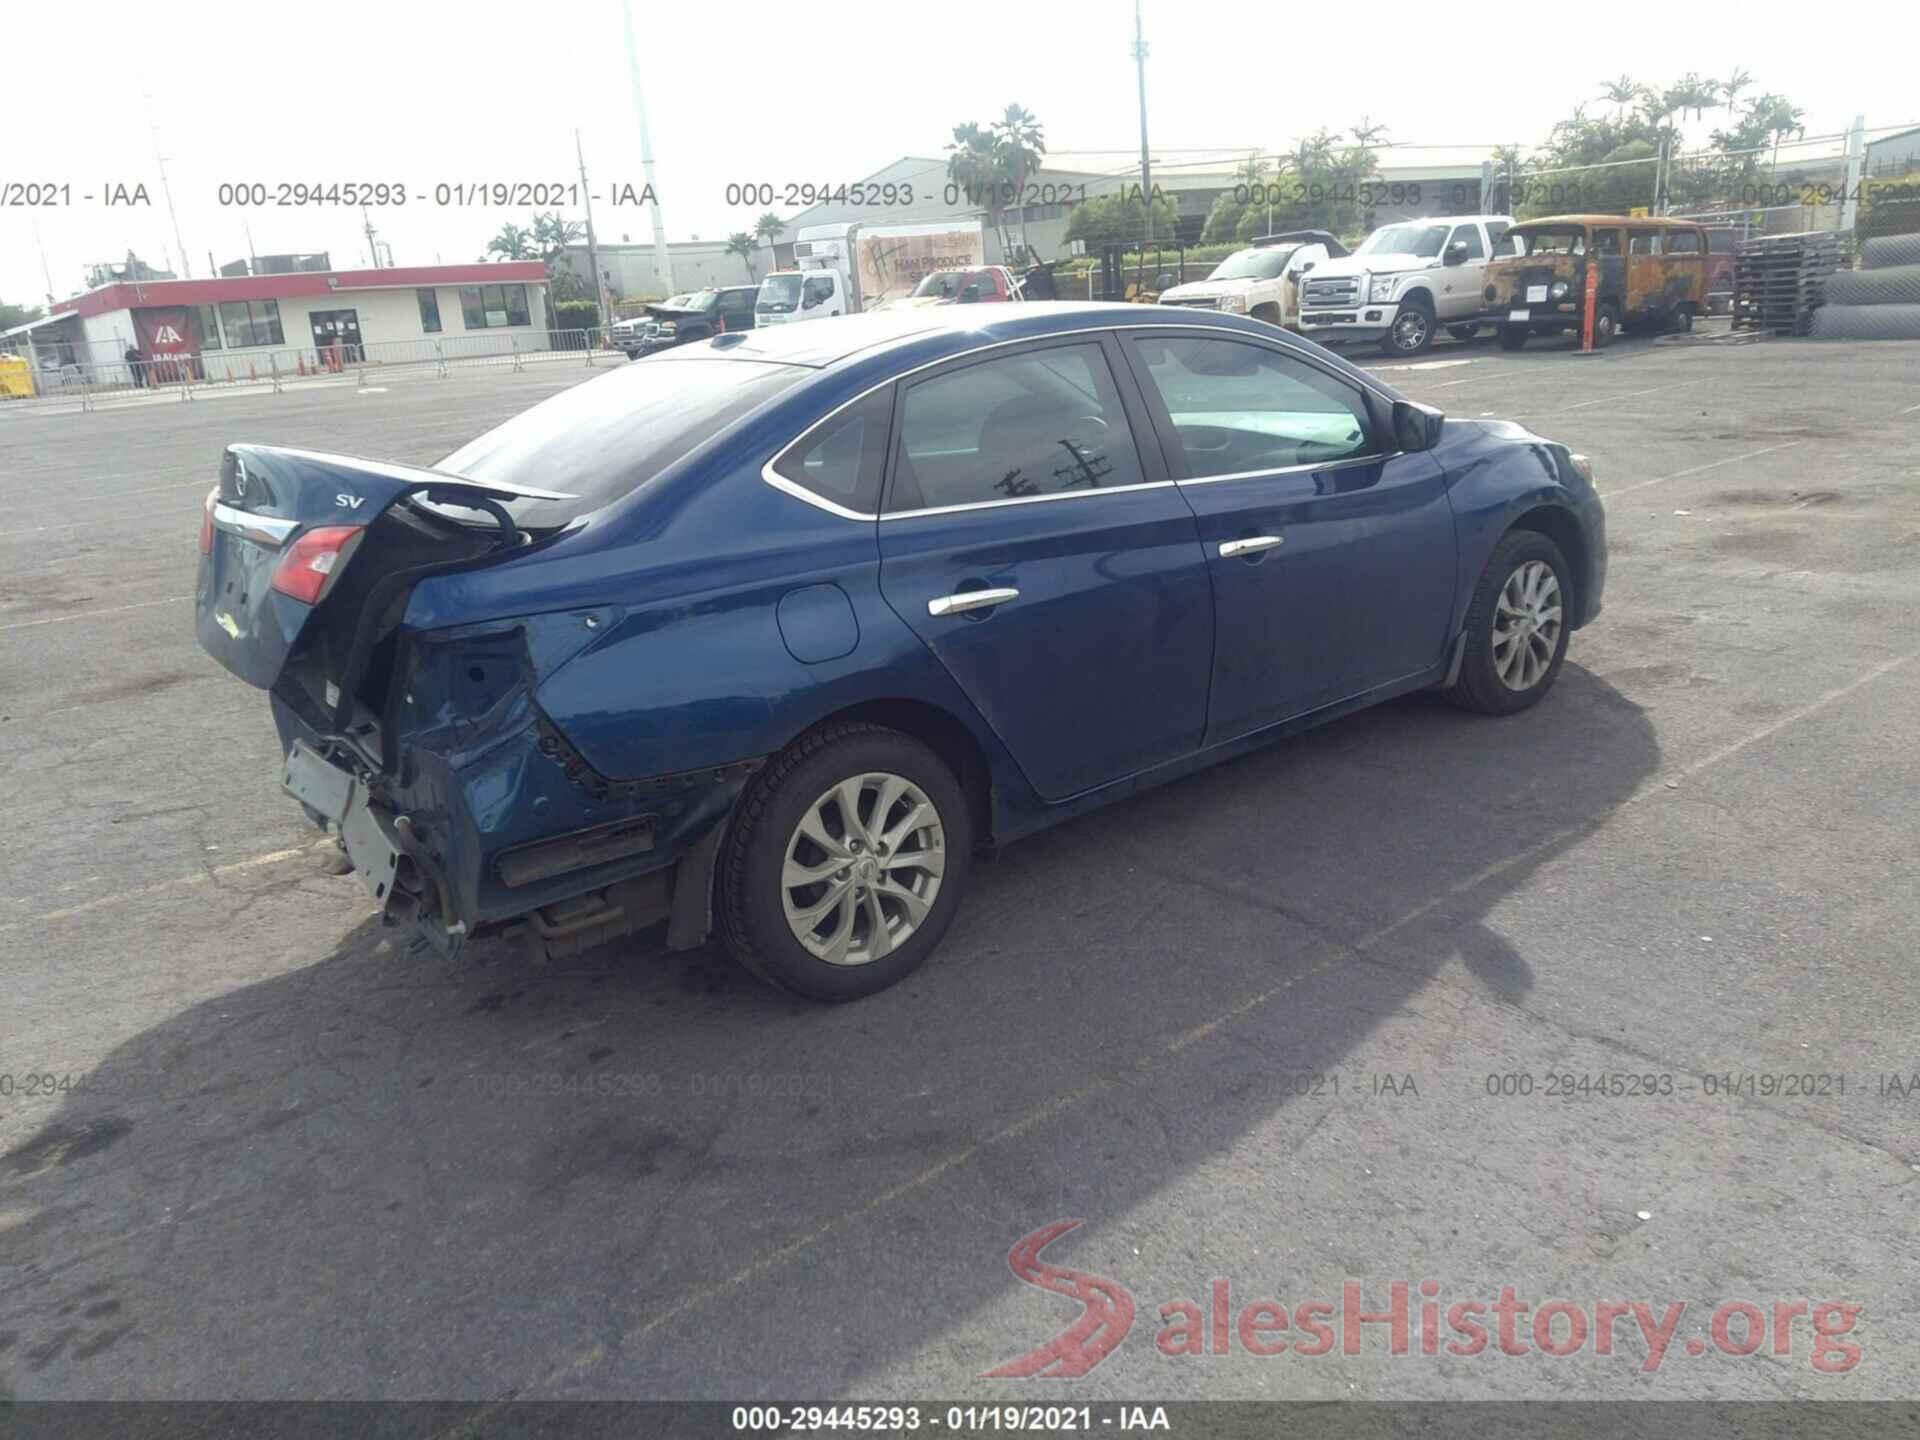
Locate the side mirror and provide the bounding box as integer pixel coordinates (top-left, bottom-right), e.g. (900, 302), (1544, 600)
(1156, 273), (1175, 290)
(1301, 259), (1317, 272)
(1392, 399), (1445, 452)
(1443, 241), (1470, 266)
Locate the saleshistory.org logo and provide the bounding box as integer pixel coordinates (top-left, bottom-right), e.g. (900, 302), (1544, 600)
(982, 1221), (1863, 1377)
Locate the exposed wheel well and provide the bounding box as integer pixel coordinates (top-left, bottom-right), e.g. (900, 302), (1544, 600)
(1507, 505), (1587, 622)
(804, 698), (996, 845)
(1251, 301), (1281, 322)
(1399, 288), (1435, 311)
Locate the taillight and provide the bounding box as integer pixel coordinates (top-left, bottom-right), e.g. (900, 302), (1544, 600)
(199, 488), (217, 554)
(270, 525), (365, 605)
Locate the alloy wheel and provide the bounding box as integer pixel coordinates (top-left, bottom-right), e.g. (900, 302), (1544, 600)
(1392, 308), (1430, 352)
(781, 772), (946, 966)
(1491, 560), (1563, 691)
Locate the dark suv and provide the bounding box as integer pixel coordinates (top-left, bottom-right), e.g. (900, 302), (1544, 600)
(630, 285), (758, 357)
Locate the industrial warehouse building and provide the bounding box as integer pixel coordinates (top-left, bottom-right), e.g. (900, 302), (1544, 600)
(7, 261), (552, 385)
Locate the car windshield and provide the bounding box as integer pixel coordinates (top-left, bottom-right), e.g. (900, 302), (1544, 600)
(1208, 249), (1291, 281)
(759, 275), (803, 311)
(681, 289), (720, 313)
(434, 358), (809, 527)
(1514, 228), (1586, 256)
(913, 271), (974, 298)
(1356, 224), (1449, 258)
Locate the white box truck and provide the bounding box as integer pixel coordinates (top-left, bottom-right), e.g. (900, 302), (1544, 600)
(757, 220), (992, 324)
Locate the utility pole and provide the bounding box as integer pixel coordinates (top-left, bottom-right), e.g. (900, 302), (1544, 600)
(577, 129), (612, 331)
(1133, 0), (1153, 248)
(145, 94), (192, 279)
(1840, 114), (1866, 234)
(361, 206), (383, 268)
(621, 0), (674, 295)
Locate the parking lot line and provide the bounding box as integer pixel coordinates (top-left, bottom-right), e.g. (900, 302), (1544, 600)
(0, 595), (191, 633)
(1558, 377), (1706, 412)
(0, 846), (315, 931)
(1598, 440), (1804, 500)
(470, 642), (1917, 1405)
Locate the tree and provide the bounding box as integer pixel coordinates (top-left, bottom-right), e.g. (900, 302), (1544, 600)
(992, 103), (1047, 261)
(725, 231), (759, 281)
(530, 211), (584, 263)
(1065, 192), (1178, 254)
(946, 122), (1003, 249)
(1600, 75), (1639, 121)
(0, 300), (45, 331)
(1489, 145), (1527, 213)
(1721, 67), (1752, 126)
(1201, 152), (1270, 244)
(754, 211), (785, 250)
(484, 223), (534, 261)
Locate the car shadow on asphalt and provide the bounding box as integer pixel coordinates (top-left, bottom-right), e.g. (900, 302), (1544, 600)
(0, 665), (1657, 1401)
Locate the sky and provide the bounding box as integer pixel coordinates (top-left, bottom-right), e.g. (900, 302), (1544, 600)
(3, 0), (1910, 308)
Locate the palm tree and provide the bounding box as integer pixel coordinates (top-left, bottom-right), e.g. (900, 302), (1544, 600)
(725, 232), (759, 282)
(753, 211), (785, 253)
(991, 104), (1047, 261)
(946, 122), (1004, 250)
(1722, 67), (1752, 127)
(1758, 97), (1806, 174)
(484, 222), (534, 261)
(1600, 75), (1638, 121)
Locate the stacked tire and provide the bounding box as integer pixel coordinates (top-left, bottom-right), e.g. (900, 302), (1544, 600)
(1811, 234), (1920, 339)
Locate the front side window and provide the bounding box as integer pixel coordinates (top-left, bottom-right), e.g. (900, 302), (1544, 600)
(802, 276), (835, 306)
(887, 342), (1145, 513)
(1127, 334), (1374, 478)
(459, 283), (531, 328)
(1447, 224), (1486, 260)
(1592, 229), (1624, 256)
(417, 287), (443, 333)
(771, 388), (892, 513)
(218, 299), (284, 347)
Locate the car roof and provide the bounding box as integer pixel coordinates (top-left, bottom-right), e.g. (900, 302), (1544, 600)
(656, 301), (1378, 376)
(1515, 213), (1708, 230)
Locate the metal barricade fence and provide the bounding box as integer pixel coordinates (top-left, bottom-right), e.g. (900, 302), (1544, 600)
(2, 328), (627, 408)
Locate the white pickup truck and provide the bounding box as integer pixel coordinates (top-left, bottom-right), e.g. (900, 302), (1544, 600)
(1156, 230), (1348, 329)
(1298, 215), (1516, 356)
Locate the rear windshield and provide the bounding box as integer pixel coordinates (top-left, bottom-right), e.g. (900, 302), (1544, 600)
(435, 357), (809, 526)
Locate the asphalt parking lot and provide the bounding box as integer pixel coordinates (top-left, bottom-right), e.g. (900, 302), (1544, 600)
(2, 330), (1918, 1407)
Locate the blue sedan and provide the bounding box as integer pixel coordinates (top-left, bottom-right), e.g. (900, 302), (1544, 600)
(196, 303), (1606, 999)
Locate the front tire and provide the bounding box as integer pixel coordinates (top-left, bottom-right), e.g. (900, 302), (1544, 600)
(1382, 296), (1435, 356)
(1447, 530), (1573, 715)
(1447, 323), (1481, 341)
(1497, 324), (1529, 350)
(717, 723), (972, 1000)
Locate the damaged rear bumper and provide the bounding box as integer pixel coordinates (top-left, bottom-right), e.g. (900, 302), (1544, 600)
(273, 696), (760, 962)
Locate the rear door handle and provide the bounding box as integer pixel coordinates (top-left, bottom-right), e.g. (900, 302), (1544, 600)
(927, 587), (1019, 617)
(1219, 535), (1283, 558)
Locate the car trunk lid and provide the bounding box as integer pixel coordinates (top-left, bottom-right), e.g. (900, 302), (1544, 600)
(195, 444), (573, 693)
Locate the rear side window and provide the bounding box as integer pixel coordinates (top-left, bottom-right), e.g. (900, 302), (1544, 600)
(771, 387), (892, 514)
(1629, 231), (1660, 256)
(1666, 229), (1702, 254)
(1592, 229), (1623, 256)
(887, 342), (1146, 513)
(1487, 221), (1517, 257)
(438, 358), (808, 527)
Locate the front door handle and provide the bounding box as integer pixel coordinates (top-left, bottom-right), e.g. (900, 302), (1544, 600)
(1219, 535), (1283, 558)
(928, 586), (1020, 617)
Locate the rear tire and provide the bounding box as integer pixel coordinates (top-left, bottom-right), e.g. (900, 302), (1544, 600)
(1593, 302), (1620, 347)
(1497, 325), (1529, 350)
(1447, 530), (1574, 716)
(717, 723), (972, 1001)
